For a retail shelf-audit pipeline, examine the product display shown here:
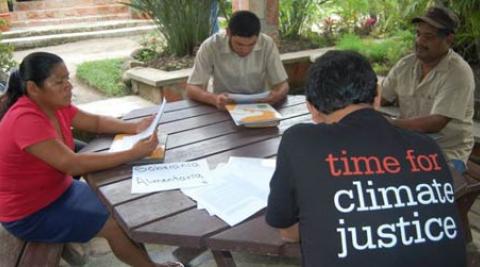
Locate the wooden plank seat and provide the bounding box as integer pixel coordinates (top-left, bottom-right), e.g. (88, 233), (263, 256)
(0, 225), (64, 267)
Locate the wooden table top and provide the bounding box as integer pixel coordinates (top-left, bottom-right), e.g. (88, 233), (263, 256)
(81, 95), (475, 259)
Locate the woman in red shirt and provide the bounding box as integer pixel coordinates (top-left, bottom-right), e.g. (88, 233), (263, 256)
(0, 52), (181, 267)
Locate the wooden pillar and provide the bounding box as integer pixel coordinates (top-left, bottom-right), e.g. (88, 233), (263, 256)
(232, 0), (279, 43)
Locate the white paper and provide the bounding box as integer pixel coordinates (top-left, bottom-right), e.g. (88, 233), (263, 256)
(228, 91), (270, 104)
(109, 98), (166, 153)
(181, 157), (276, 226)
(131, 159), (211, 193)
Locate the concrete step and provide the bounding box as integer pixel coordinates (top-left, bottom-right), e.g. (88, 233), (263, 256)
(11, 4), (129, 22)
(2, 25), (157, 50)
(10, 13), (132, 28)
(4, 19), (154, 39)
(14, 0), (121, 11)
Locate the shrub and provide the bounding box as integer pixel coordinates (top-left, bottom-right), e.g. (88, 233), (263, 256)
(126, 0), (213, 57)
(76, 58), (127, 96)
(0, 31), (15, 75)
(336, 31), (413, 75)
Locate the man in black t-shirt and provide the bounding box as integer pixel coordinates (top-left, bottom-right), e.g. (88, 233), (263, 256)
(266, 51), (466, 267)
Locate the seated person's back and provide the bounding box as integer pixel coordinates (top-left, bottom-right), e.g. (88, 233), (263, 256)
(266, 50), (466, 267)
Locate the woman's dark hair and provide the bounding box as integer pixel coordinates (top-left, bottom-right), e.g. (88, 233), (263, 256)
(228, 10), (260, 37)
(0, 52), (63, 120)
(305, 50), (378, 114)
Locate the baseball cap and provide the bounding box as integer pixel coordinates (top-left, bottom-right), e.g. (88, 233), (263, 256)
(412, 6), (459, 33)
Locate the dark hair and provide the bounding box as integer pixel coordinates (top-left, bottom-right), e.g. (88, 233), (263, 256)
(228, 10), (260, 37)
(0, 52), (63, 120)
(306, 50), (377, 114)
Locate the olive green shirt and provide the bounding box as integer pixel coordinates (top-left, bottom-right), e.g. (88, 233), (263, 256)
(187, 32), (288, 94)
(382, 50), (475, 163)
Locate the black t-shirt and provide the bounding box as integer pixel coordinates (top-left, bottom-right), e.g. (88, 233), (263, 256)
(266, 108), (466, 267)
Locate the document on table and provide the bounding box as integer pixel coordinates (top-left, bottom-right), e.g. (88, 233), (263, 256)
(131, 159), (211, 193)
(228, 91), (270, 104)
(109, 98), (166, 153)
(181, 157), (276, 226)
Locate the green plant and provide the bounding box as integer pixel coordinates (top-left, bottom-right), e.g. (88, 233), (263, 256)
(125, 0), (213, 57)
(0, 32), (15, 75)
(279, 0), (328, 40)
(76, 58), (127, 96)
(134, 32), (165, 62)
(446, 0), (480, 63)
(336, 31), (413, 75)
(218, 0), (232, 21)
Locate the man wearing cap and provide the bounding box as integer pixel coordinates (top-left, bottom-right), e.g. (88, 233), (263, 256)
(186, 10), (289, 110)
(381, 6), (475, 173)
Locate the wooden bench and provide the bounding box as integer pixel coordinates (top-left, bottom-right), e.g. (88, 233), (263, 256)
(0, 226), (64, 267)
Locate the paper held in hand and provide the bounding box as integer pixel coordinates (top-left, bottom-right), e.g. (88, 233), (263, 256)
(109, 98), (167, 162)
(225, 103), (282, 128)
(131, 159), (211, 194)
(227, 91), (270, 104)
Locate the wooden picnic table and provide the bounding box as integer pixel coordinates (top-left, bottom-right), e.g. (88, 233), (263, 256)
(80, 95), (480, 267)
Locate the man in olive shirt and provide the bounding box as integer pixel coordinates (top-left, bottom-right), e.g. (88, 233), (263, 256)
(186, 10), (289, 110)
(381, 6), (475, 172)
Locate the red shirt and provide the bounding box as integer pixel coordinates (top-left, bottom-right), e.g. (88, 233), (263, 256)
(0, 96), (77, 222)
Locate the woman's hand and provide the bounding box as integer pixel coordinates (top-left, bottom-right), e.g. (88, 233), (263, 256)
(132, 131), (159, 158)
(135, 116), (154, 134)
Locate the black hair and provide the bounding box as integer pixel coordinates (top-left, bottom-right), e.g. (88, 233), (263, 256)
(228, 10), (260, 37)
(0, 52), (63, 120)
(305, 50), (377, 114)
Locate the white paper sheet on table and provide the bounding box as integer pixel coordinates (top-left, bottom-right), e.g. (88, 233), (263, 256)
(228, 91), (270, 104)
(109, 98), (166, 153)
(181, 157), (276, 226)
(131, 159), (211, 193)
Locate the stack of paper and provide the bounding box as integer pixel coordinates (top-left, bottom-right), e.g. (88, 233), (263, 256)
(181, 157), (276, 226)
(225, 103), (282, 128)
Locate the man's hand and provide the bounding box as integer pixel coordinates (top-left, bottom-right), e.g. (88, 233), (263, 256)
(215, 93), (232, 110)
(259, 81), (289, 105)
(260, 89), (286, 105)
(279, 223), (300, 242)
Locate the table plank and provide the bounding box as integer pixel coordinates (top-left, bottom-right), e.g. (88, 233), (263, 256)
(166, 102), (310, 149)
(165, 115), (311, 162)
(86, 165), (132, 189)
(122, 99), (202, 120)
(114, 191), (196, 230)
(206, 215), (301, 257)
(132, 208), (229, 248)
(98, 179), (150, 207)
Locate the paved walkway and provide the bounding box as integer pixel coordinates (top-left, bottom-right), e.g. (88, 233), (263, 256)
(13, 35), (152, 107)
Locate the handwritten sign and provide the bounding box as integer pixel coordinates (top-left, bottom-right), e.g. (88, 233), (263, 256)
(131, 160), (210, 193)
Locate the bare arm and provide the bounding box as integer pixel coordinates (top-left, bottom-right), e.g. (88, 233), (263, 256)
(186, 83), (231, 110)
(389, 114), (450, 133)
(72, 109), (153, 134)
(26, 133), (159, 176)
(260, 81), (289, 105)
(279, 223), (299, 242)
